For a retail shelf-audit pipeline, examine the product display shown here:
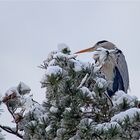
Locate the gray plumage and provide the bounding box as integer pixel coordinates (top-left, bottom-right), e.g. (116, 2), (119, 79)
(115, 50), (129, 93)
(75, 40), (129, 96)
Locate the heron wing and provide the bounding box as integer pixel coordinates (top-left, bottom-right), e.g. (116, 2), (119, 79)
(107, 66), (124, 97)
(115, 52), (129, 93)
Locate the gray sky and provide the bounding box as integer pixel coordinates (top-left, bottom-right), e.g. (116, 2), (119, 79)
(0, 1), (140, 139)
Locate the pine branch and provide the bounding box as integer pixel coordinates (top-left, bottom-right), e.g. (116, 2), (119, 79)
(0, 125), (23, 139)
(103, 92), (113, 107)
(78, 73), (89, 89)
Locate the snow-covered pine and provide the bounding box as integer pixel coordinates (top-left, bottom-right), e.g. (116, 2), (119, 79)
(1, 45), (140, 140)
(37, 45), (140, 140)
(0, 95), (5, 140)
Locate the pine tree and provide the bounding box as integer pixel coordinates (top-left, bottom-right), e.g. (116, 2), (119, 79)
(1, 44), (140, 140)
(0, 95), (5, 140)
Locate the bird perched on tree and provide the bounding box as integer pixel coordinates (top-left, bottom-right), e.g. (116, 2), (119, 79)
(75, 40), (129, 97)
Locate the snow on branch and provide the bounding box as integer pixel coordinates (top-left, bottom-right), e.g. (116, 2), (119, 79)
(111, 107), (140, 123)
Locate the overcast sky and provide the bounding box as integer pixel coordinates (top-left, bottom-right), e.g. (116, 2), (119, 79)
(0, 1), (140, 139)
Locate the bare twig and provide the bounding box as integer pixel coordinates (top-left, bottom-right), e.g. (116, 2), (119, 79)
(0, 125), (23, 139)
(103, 92), (113, 107)
(5, 103), (20, 135)
(6, 103), (16, 120)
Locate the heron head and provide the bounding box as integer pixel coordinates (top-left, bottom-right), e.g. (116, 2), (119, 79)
(75, 40), (116, 54)
(75, 40), (116, 65)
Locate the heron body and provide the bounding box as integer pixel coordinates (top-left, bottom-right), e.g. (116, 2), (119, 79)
(75, 40), (129, 96)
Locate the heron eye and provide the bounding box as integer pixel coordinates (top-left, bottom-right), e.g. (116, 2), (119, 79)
(117, 49), (122, 54)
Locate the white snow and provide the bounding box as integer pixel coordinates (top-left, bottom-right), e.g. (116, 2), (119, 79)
(50, 106), (58, 113)
(80, 118), (93, 126)
(20, 96), (33, 111)
(18, 82), (31, 94)
(95, 122), (121, 132)
(57, 43), (70, 52)
(53, 50), (84, 72)
(45, 125), (52, 132)
(48, 59), (56, 66)
(68, 135), (81, 140)
(4, 82), (31, 97)
(43, 51), (58, 67)
(39, 113), (49, 125)
(53, 52), (67, 59)
(65, 107), (71, 112)
(80, 104), (93, 113)
(70, 59), (83, 72)
(71, 59), (83, 72)
(5, 87), (19, 96)
(80, 86), (95, 99)
(31, 120), (37, 125)
(27, 120), (37, 127)
(74, 64), (82, 71)
(46, 66), (62, 76)
(54, 52), (76, 61)
(112, 90), (137, 107)
(80, 86), (90, 94)
(95, 78), (107, 89)
(111, 107), (140, 123)
(29, 103), (44, 118)
(56, 128), (66, 137)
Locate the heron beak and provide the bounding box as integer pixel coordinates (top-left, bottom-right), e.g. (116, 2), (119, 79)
(75, 47), (96, 54)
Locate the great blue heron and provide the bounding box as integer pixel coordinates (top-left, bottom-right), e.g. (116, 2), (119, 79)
(75, 40), (129, 96)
